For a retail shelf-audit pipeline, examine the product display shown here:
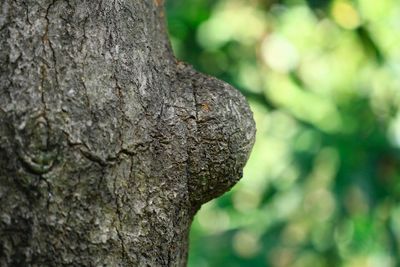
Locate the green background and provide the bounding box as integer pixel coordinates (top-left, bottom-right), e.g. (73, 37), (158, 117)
(166, 0), (400, 266)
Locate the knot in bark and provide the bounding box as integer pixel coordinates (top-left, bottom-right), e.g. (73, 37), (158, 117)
(176, 63), (256, 208)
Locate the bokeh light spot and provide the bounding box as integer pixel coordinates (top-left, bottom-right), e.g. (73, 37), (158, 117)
(331, 1), (361, 30)
(261, 33), (299, 73)
(232, 230), (261, 258)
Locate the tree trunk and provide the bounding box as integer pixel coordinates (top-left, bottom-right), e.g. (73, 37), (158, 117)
(0, 1), (255, 266)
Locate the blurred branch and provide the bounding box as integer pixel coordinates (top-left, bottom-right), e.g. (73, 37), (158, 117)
(356, 25), (385, 65)
(289, 70), (305, 89)
(386, 209), (400, 266)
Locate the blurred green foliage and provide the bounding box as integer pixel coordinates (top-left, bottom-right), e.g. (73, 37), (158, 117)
(166, 0), (400, 266)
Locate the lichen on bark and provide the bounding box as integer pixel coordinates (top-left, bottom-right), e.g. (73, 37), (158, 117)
(0, 0), (255, 266)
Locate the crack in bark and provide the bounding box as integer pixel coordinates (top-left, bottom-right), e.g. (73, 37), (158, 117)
(113, 167), (128, 262)
(80, 75), (92, 110)
(113, 76), (127, 150)
(39, 64), (49, 113)
(40, 175), (52, 210)
(176, 63), (202, 210)
(39, 0), (58, 131)
(79, 16), (89, 53)
(63, 131), (107, 166)
(64, 129), (140, 167)
(21, 1), (32, 26)
(44, 0), (59, 89)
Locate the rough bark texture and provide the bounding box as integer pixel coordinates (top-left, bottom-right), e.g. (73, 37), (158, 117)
(0, 0), (255, 266)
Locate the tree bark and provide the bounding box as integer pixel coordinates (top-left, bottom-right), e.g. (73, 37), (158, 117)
(0, 0), (255, 266)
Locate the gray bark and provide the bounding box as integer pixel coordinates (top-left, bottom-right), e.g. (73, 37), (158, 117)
(0, 0), (255, 266)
